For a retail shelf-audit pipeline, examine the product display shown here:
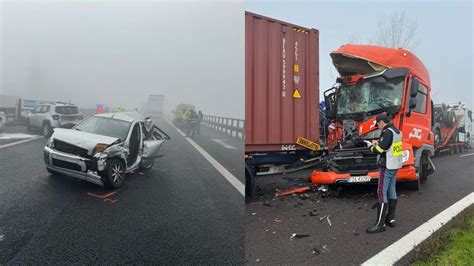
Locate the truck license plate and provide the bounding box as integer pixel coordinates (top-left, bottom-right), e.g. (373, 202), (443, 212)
(348, 176), (371, 183)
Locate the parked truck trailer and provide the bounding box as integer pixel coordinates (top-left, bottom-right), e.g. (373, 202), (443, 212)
(245, 12), (321, 198)
(147, 94), (164, 118)
(433, 102), (472, 155)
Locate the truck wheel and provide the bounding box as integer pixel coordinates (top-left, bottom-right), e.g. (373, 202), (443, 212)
(42, 123), (52, 138)
(103, 158), (126, 189)
(420, 154), (428, 183)
(245, 167), (256, 199)
(408, 177), (421, 191)
(46, 167), (60, 176)
(434, 128), (441, 146)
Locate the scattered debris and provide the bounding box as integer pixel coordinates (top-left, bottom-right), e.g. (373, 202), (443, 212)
(317, 185), (328, 193)
(299, 193), (310, 200)
(312, 248), (321, 255)
(290, 233), (309, 240)
(322, 245), (330, 252)
(272, 231), (276, 234)
(319, 215), (328, 221)
(353, 232), (360, 236)
(252, 213), (257, 216)
(326, 215), (332, 226)
(263, 201), (274, 207)
(309, 211), (318, 216)
(256, 259), (260, 263)
(0, 235), (4, 241)
(276, 186), (311, 197)
(273, 218), (281, 223)
(138, 172), (144, 175)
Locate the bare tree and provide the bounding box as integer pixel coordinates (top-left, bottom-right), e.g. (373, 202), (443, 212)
(371, 10), (419, 51)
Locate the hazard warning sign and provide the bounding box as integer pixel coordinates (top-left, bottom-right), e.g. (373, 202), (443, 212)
(292, 89), (302, 99)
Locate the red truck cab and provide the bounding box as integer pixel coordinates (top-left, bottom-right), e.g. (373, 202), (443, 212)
(312, 44), (435, 190)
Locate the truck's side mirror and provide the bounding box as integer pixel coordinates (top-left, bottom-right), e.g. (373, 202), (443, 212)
(409, 98), (417, 109)
(410, 78), (419, 98)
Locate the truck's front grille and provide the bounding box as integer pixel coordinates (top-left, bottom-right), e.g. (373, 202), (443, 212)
(53, 139), (90, 158)
(329, 148), (378, 173)
(52, 158), (82, 172)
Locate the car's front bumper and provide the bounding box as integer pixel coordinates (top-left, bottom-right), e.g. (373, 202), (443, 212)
(44, 146), (104, 186)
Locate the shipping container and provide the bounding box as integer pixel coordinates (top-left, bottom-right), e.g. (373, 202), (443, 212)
(245, 12), (320, 152)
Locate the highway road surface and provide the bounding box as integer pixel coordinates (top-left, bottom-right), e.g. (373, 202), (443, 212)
(245, 150), (474, 265)
(0, 119), (244, 264)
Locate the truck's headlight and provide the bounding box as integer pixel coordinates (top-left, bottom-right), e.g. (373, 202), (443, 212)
(402, 150), (410, 163)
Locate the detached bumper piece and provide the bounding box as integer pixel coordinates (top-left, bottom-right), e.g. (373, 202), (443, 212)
(44, 146), (104, 186)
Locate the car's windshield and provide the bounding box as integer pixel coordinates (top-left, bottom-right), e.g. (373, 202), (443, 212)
(75, 116), (131, 141)
(337, 76), (404, 116)
(56, 106), (79, 115)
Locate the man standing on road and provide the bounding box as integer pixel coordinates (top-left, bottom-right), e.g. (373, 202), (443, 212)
(185, 109), (199, 138)
(366, 113), (403, 234)
(197, 110), (204, 135)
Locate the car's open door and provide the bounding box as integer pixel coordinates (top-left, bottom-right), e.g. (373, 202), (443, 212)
(142, 125), (170, 161)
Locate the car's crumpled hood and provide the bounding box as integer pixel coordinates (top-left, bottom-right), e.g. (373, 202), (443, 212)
(51, 128), (120, 154)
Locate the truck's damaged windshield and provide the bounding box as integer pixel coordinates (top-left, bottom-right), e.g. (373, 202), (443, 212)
(337, 77), (404, 117)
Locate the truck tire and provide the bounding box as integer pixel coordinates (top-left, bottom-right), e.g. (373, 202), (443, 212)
(420, 154), (429, 183)
(245, 167), (256, 199)
(102, 158), (126, 189)
(408, 176), (421, 191)
(42, 123), (52, 138)
(434, 128), (441, 146)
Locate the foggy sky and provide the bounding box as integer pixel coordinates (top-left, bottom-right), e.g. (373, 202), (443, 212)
(0, 1), (244, 118)
(247, 1), (474, 110)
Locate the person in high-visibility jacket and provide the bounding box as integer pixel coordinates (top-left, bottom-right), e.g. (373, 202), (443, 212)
(366, 113), (403, 234)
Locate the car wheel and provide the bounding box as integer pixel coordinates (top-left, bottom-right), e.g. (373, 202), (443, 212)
(26, 119), (32, 131)
(103, 158), (126, 189)
(42, 123), (52, 138)
(139, 160), (154, 171)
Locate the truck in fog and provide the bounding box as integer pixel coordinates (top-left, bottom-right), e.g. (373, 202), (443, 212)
(147, 95), (164, 118)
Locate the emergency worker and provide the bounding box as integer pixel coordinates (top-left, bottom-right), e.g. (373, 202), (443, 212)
(366, 113), (403, 234)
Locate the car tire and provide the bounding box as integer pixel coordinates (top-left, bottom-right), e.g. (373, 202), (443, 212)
(42, 123), (52, 138)
(103, 158), (126, 189)
(26, 119), (32, 131)
(139, 160), (154, 171)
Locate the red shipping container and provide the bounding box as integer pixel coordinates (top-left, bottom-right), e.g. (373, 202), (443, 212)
(245, 12), (320, 152)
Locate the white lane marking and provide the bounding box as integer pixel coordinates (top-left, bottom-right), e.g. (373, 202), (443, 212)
(460, 152), (474, 157)
(363, 192), (474, 265)
(211, 139), (237, 150)
(167, 120), (245, 196)
(0, 133), (39, 139)
(0, 136), (43, 149)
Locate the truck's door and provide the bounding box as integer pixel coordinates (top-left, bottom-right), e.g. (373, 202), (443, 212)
(402, 78), (434, 148)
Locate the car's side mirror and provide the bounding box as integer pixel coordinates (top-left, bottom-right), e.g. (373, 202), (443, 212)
(410, 79), (419, 98)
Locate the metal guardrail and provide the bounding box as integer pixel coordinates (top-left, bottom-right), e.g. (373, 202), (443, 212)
(202, 115), (245, 140)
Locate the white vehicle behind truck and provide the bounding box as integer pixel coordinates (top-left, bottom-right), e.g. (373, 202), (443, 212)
(147, 95), (164, 118)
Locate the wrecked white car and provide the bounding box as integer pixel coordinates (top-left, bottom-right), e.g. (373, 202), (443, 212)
(44, 112), (170, 188)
